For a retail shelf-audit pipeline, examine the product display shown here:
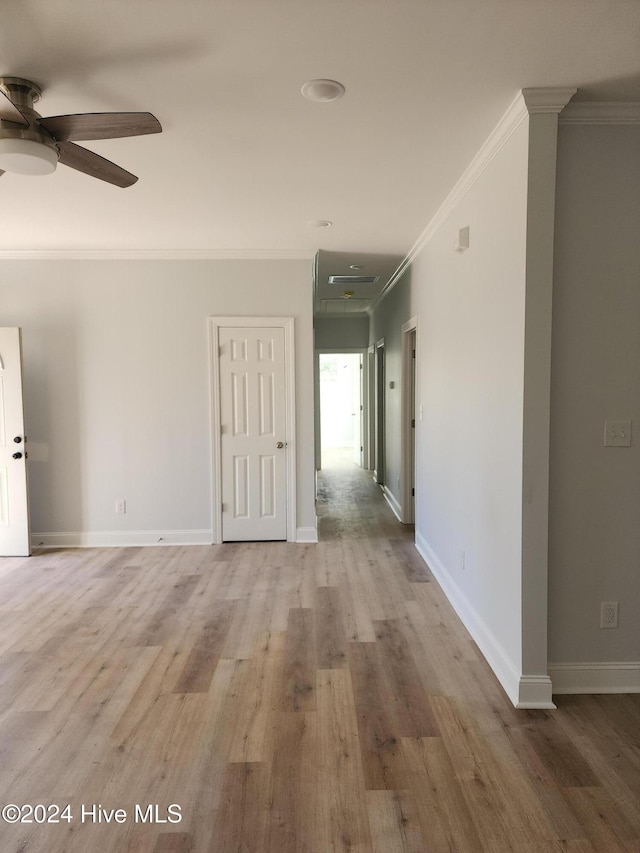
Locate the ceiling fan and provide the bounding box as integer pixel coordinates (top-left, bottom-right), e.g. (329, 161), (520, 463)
(0, 76), (161, 188)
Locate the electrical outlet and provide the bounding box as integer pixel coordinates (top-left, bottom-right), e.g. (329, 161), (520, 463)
(604, 420), (632, 447)
(600, 601), (618, 629)
(115, 499), (126, 514)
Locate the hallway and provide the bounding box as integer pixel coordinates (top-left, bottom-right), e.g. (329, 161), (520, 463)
(0, 461), (638, 851)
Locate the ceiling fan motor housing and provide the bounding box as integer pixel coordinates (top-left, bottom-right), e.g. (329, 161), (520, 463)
(0, 77), (60, 168)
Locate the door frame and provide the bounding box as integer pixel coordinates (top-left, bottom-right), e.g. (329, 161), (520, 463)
(367, 345), (375, 471)
(209, 316), (296, 544)
(374, 338), (385, 485)
(400, 317), (418, 524)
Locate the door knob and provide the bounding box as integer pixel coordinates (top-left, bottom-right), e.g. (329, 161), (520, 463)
(13, 436), (22, 443)
(12, 452), (22, 460)
(276, 441), (284, 449)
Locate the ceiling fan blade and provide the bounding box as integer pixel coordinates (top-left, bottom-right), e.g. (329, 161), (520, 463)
(57, 141), (138, 188)
(39, 112), (161, 142)
(0, 89), (29, 126)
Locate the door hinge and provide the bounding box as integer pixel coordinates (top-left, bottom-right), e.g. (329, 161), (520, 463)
(412, 349), (416, 358)
(411, 418), (415, 428)
(412, 487), (415, 496)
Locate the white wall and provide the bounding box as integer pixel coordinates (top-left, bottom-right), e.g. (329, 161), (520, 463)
(369, 92), (571, 706)
(314, 316), (369, 350)
(0, 258), (316, 544)
(549, 124), (640, 680)
(408, 119), (530, 699)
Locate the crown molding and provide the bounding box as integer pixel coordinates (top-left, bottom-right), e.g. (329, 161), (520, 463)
(378, 90), (530, 300)
(560, 101), (640, 125)
(377, 87), (577, 304)
(0, 249), (313, 261)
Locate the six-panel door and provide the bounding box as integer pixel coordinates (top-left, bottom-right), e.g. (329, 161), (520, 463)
(219, 327), (287, 541)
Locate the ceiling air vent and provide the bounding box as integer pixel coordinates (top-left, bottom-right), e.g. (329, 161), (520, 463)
(328, 275), (380, 285)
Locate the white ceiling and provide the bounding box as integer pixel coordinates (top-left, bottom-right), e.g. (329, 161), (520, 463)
(314, 251), (403, 317)
(1, 0), (639, 259)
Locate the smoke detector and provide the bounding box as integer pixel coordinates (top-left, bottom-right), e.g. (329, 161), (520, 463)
(301, 79), (345, 102)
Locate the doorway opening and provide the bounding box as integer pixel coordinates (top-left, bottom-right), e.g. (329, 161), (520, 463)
(318, 352), (363, 470)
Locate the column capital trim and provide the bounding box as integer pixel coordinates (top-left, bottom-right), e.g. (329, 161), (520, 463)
(521, 87), (577, 114)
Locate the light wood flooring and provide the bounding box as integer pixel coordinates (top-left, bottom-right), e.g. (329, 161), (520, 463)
(0, 457), (639, 852)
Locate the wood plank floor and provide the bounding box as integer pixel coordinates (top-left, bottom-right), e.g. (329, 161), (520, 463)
(0, 456), (639, 852)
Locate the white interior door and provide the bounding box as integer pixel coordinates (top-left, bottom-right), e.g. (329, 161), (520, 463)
(0, 328), (31, 557)
(219, 326), (287, 541)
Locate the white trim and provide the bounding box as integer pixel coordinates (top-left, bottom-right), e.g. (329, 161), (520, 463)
(548, 662), (640, 694)
(314, 347), (365, 353)
(367, 346), (376, 471)
(296, 525), (318, 544)
(374, 338), (385, 487)
(32, 530), (214, 548)
(521, 87), (577, 114)
(382, 485), (402, 522)
(377, 91), (529, 300)
(516, 676), (556, 709)
(0, 249), (313, 261)
(415, 531), (555, 709)
(400, 317), (418, 524)
(209, 316), (297, 544)
(377, 87), (576, 304)
(560, 102), (640, 125)
(32, 525), (321, 549)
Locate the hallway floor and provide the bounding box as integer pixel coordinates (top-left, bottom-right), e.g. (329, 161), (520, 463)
(0, 460), (638, 851)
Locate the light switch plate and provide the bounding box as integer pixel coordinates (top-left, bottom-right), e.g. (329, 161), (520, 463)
(604, 420), (632, 447)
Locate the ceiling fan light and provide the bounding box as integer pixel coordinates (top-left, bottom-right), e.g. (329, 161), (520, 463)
(0, 137), (58, 175)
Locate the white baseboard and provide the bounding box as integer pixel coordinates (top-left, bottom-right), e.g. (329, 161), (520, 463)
(516, 675), (556, 709)
(548, 661), (640, 694)
(415, 531), (555, 709)
(382, 486), (402, 522)
(32, 526), (320, 549)
(32, 530), (214, 548)
(296, 524), (318, 544)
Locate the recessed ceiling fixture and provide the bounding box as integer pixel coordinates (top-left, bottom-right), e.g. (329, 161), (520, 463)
(301, 79), (345, 103)
(308, 219), (333, 228)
